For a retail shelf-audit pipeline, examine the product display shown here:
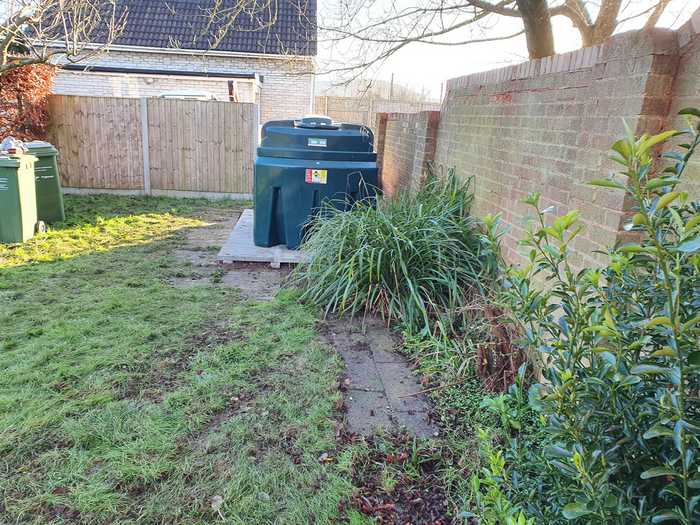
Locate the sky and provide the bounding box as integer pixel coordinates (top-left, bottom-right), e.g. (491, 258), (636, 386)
(316, 0), (699, 99)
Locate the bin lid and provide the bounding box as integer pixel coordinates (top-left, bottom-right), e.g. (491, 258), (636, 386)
(0, 155), (21, 168)
(24, 141), (58, 156)
(257, 117), (375, 161)
(0, 153), (37, 168)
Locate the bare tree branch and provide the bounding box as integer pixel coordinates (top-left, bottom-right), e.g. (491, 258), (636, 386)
(644, 0), (673, 28)
(318, 0), (684, 80)
(0, 0), (127, 74)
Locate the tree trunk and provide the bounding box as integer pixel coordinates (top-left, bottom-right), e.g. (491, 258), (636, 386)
(516, 0), (555, 59)
(591, 0), (621, 44)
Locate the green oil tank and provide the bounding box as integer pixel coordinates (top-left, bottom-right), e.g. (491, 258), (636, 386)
(254, 116), (379, 249)
(0, 154), (39, 243)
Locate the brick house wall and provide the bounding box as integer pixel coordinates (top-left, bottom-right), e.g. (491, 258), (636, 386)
(52, 49), (315, 123)
(375, 11), (700, 271)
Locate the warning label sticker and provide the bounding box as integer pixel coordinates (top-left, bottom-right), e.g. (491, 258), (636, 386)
(305, 169), (328, 184)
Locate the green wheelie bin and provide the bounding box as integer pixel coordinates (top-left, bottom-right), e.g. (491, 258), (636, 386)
(0, 153), (40, 243)
(25, 141), (65, 223)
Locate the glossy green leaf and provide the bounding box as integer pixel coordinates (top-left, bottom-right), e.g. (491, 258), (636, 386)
(562, 502), (591, 519)
(651, 346), (676, 358)
(638, 130), (678, 155)
(674, 420), (685, 454)
(611, 138), (632, 160)
(589, 178), (626, 190)
(640, 466), (678, 479)
(657, 191), (680, 210)
(646, 317), (672, 328)
(631, 364), (669, 375)
(678, 236), (700, 253)
(643, 425), (673, 439)
(651, 511), (685, 523)
(619, 375), (642, 387)
(679, 107), (700, 118)
(545, 445), (571, 458)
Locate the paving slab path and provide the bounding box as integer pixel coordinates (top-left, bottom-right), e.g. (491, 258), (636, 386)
(323, 317), (439, 438)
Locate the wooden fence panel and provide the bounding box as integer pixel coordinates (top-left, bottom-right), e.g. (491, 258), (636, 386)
(48, 96), (144, 190)
(146, 99), (256, 194)
(47, 95), (257, 195)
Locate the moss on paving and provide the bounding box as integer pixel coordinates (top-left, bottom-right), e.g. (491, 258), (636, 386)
(0, 195), (358, 524)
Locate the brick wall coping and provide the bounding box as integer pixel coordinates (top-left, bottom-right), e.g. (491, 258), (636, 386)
(379, 110), (441, 121)
(445, 9), (700, 94)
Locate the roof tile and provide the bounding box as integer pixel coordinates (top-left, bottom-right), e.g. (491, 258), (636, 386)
(103, 0), (317, 56)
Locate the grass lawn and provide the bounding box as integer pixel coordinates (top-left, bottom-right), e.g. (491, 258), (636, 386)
(0, 195), (358, 524)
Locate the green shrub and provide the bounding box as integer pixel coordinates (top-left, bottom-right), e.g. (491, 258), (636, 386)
(473, 110), (700, 523)
(295, 168), (497, 337)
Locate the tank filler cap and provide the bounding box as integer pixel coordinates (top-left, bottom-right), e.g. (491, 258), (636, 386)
(295, 115), (336, 129)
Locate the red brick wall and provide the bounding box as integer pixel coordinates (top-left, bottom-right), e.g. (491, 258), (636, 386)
(375, 13), (700, 270)
(435, 28), (682, 268)
(667, 11), (700, 198)
(376, 111), (440, 197)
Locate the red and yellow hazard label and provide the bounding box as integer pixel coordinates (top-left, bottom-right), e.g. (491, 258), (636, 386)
(305, 168), (327, 184)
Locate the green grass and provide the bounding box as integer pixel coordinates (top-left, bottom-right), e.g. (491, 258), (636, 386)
(0, 195), (359, 524)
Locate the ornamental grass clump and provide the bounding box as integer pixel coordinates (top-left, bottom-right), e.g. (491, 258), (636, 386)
(295, 168), (497, 337)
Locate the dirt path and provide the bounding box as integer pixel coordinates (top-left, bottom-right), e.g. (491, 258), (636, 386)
(170, 207), (289, 300)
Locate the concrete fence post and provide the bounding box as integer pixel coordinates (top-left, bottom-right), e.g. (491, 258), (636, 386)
(139, 98), (151, 196)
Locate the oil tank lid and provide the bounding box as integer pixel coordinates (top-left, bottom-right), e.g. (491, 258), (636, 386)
(295, 116), (338, 129)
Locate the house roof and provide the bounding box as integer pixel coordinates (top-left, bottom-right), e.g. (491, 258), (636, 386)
(101, 0), (317, 56)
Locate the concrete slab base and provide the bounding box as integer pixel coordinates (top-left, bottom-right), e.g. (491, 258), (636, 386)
(217, 209), (309, 268)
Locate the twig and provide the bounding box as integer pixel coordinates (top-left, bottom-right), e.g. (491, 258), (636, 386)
(398, 378), (467, 398)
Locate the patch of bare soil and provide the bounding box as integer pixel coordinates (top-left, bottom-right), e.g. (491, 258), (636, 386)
(188, 322), (244, 350)
(219, 264), (290, 300)
(120, 323), (245, 401)
(170, 209), (289, 300)
(189, 390), (256, 454)
(339, 432), (454, 525)
(169, 209), (238, 287)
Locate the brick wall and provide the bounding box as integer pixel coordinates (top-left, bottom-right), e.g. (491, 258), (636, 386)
(377, 111), (440, 197)
(375, 11), (700, 270)
(667, 11), (700, 197)
(314, 96), (441, 132)
(52, 49), (314, 123)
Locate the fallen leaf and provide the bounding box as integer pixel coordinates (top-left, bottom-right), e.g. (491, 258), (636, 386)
(211, 495), (223, 510)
